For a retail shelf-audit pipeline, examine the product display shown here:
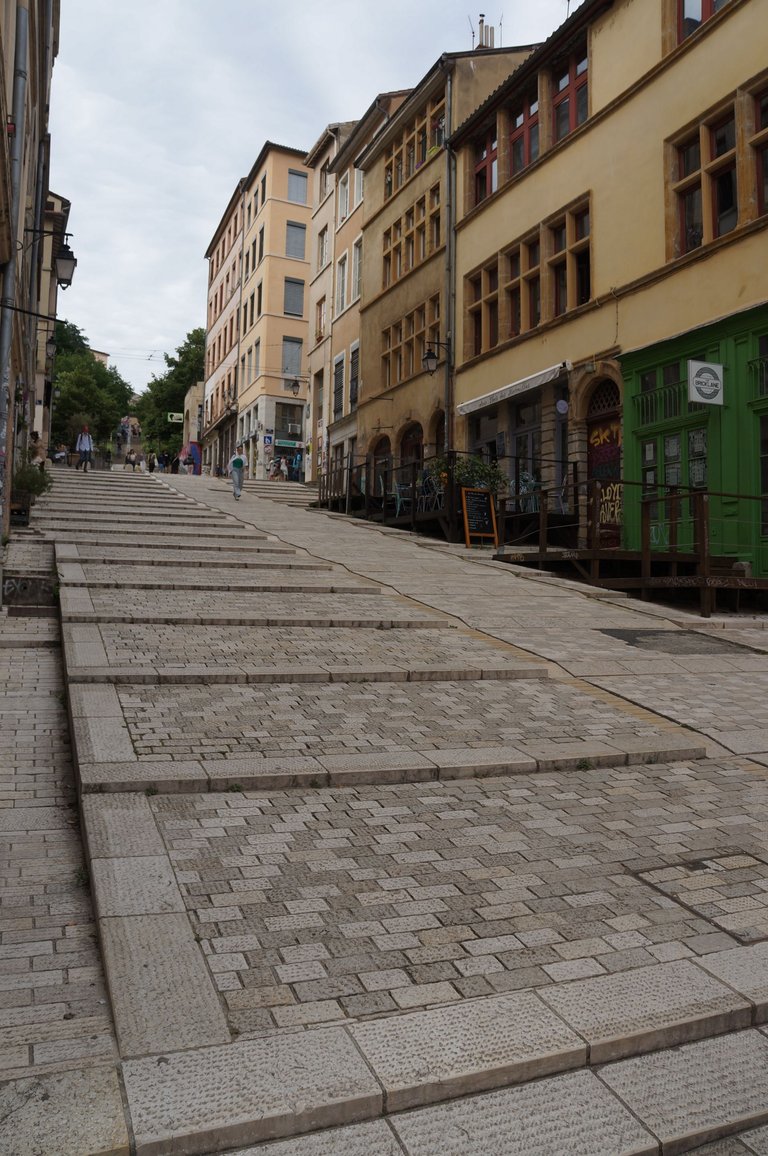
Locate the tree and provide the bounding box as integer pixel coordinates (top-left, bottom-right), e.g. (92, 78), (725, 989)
(135, 328), (205, 451)
(51, 320), (133, 448)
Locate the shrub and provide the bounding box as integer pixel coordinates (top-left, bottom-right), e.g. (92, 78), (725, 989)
(12, 462), (53, 497)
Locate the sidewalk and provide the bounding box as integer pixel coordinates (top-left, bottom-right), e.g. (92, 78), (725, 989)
(3, 469), (768, 1154)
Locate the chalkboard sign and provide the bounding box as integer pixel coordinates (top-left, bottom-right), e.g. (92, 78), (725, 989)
(461, 487), (498, 548)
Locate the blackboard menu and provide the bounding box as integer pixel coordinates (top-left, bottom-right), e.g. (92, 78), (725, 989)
(461, 487), (498, 547)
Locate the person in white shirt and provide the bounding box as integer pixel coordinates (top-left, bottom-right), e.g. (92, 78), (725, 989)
(228, 445), (246, 500)
(75, 425), (94, 472)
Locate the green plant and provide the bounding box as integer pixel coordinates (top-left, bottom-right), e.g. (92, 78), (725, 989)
(145, 786), (158, 797)
(576, 758), (594, 771)
(12, 462), (53, 497)
(427, 455), (508, 496)
(227, 783), (242, 793)
(74, 865), (90, 889)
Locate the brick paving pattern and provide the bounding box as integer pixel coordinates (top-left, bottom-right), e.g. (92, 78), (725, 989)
(153, 757), (765, 1036)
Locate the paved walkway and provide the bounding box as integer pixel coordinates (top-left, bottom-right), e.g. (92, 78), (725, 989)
(3, 470), (768, 1154)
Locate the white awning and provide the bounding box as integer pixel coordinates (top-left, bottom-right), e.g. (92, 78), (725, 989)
(456, 361), (572, 416)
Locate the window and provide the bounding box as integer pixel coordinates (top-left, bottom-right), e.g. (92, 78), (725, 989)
(553, 44), (588, 142)
(319, 162), (329, 200)
(315, 297), (326, 341)
(336, 254), (347, 315)
(333, 354), (345, 420)
(338, 173), (349, 221)
(253, 339), (260, 378)
(429, 184), (441, 250)
(285, 221), (306, 260)
(317, 226), (329, 270)
(466, 262), (499, 358)
(510, 90), (539, 175)
(352, 239), (362, 300)
(260, 174), (266, 204)
(349, 344), (359, 409)
(282, 337), (302, 383)
(258, 226), (264, 264)
(382, 298), (436, 388)
(287, 169), (308, 204)
(353, 168), (364, 206)
(672, 103), (746, 255)
(283, 278), (304, 317)
(679, 0), (731, 40)
(753, 88), (768, 216)
(474, 129), (498, 204)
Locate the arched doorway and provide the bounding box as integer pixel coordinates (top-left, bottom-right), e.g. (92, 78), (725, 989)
(399, 422), (423, 466)
(587, 380), (622, 547)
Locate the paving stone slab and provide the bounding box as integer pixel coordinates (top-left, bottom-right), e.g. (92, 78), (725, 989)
(427, 745), (537, 778)
(71, 714), (135, 764)
(92, 856), (185, 917)
(696, 943), (768, 1023)
(79, 760), (207, 793)
(81, 795), (195, 859)
(390, 1067), (657, 1156)
(99, 914), (229, 1058)
(349, 991), (586, 1111)
(0, 1065), (129, 1156)
(598, 1029), (768, 1156)
(317, 751), (438, 786)
(539, 959), (750, 1063)
(68, 683), (123, 718)
(203, 756), (328, 790)
(123, 1027), (383, 1156)
(230, 1120), (402, 1156)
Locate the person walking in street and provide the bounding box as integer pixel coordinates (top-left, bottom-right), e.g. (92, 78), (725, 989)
(279, 455), (289, 482)
(147, 451), (156, 473)
(229, 444), (246, 500)
(75, 425), (94, 472)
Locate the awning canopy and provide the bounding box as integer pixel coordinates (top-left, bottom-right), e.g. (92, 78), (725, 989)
(456, 361), (572, 416)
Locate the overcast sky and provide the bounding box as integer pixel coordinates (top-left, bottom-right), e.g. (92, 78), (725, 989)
(49, 0), (583, 394)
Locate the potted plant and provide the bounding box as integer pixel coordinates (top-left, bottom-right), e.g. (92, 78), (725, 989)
(11, 462), (52, 525)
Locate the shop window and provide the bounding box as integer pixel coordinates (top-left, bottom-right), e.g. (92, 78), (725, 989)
(510, 91), (539, 175)
(553, 44), (588, 143)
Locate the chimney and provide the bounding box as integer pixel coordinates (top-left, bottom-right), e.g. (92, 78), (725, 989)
(478, 13), (485, 47)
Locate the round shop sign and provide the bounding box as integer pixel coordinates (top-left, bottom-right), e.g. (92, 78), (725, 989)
(688, 360), (724, 406)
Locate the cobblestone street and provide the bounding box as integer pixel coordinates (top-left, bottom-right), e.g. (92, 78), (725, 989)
(4, 470), (768, 1155)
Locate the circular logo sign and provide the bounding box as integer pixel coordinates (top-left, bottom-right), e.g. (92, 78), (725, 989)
(692, 366), (722, 402)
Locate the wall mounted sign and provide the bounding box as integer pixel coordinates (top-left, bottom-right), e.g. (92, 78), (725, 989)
(688, 360), (724, 406)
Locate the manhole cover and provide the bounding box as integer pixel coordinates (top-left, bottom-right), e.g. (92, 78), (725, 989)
(636, 852), (768, 943)
(599, 629), (755, 656)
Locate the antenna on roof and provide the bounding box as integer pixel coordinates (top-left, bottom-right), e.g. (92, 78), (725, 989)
(468, 14), (475, 49)
(499, 11), (503, 46)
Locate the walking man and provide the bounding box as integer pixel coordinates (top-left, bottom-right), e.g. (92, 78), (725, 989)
(75, 425), (94, 472)
(229, 444), (246, 500)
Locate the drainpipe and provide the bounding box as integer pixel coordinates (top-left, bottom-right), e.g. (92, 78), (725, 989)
(0, 3), (30, 540)
(441, 57), (456, 455)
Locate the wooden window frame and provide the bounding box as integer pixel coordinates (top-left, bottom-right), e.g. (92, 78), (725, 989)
(509, 90), (540, 176)
(552, 45), (589, 143)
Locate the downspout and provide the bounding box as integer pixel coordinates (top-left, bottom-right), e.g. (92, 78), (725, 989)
(441, 57), (456, 455)
(0, 2), (30, 539)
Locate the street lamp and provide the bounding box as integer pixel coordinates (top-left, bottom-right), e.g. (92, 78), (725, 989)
(290, 379), (301, 396)
(422, 339), (451, 376)
(22, 229), (78, 289)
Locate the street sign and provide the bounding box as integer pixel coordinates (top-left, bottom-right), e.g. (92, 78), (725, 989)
(167, 412), (183, 423)
(263, 435), (273, 446)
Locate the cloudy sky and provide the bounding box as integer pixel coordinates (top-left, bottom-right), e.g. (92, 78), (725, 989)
(49, 0), (583, 394)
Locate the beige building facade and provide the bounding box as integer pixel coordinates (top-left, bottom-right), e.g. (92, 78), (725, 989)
(202, 182), (244, 474)
(449, 0), (767, 568)
(235, 143), (313, 481)
(353, 39), (536, 486)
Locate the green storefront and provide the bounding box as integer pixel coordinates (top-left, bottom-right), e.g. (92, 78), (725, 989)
(621, 304), (768, 577)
